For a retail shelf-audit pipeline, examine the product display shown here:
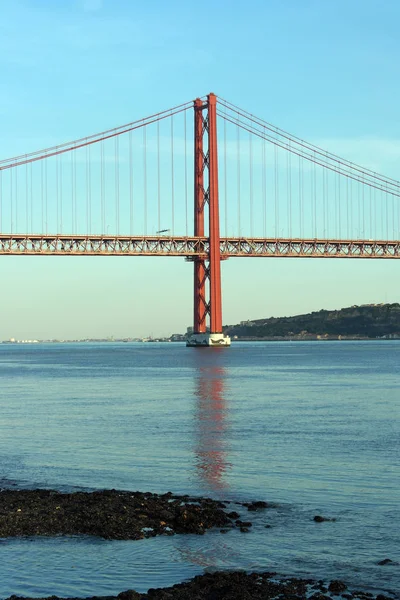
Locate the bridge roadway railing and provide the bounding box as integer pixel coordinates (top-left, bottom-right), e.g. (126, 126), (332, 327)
(0, 235), (399, 258)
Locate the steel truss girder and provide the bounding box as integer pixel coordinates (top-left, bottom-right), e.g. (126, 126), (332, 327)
(219, 238), (400, 258)
(0, 235), (399, 258)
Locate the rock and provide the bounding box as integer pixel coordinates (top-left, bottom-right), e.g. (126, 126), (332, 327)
(313, 515), (336, 523)
(245, 500), (269, 511)
(158, 509), (174, 521)
(227, 511), (240, 519)
(0, 489), (238, 541)
(235, 519), (253, 527)
(328, 580), (347, 593)
(3, 570), (387, 600)
(377, 558), (395, 565)
(117, 591), (142, 600)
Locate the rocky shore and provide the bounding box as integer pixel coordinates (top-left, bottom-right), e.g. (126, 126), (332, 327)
(1, 490), (398, 600)
(5, 571), (397, 600)
(0, 489), (257, 539)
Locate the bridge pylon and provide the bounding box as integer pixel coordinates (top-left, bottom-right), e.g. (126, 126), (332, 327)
(186, 93), (231, 347)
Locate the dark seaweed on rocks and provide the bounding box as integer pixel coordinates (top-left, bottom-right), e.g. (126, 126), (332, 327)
(0, 489), (239, 540)
(5, 571), (398, 600)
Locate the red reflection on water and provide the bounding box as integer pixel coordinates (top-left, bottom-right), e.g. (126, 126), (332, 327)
(194, 364), (230, 491)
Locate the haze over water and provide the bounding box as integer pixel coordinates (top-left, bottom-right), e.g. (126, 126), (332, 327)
(0, 341), (399, 598)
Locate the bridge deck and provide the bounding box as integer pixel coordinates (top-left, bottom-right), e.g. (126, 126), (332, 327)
(0, 235), (399, 258)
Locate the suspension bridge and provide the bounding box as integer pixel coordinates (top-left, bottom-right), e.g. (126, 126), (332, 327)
(0, 94), (399, 346)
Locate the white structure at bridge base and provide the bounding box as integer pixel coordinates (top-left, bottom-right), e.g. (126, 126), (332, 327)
(186, 332), (231, 347)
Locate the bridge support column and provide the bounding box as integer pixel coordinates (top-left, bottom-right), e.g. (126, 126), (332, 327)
(187, 93), (231, 348)
(193, 98), (208, 336)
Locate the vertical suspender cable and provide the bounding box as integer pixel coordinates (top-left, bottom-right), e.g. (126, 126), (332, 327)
(338, 173), (341, 239)
(184, 110), (188, 237)
(171, 115), (175, 234)
(86, 143), (89, 233)
(299, 155), (304, 238)
(288, 144), (292, 238)
(224, 111), (227, 237)
(392, 193), (395, 239)
(129, 130), (133, 235)
(249, 131), (253, 237)
(346, 177), (349, 239)
(310, 155), (314, 237)
(237, 122), (241, 236)
(30, 162), (33, 232)
(73, 148), (77, 233)
(157, 119), (161, 233)
(313, 155), (317, 238)
(322, 163), (326, 237)
(386, 184), (389, 239)
(274, 145), (278, 237)
(100, 142), (104, 233)
(115, 135), (120, 234)
(117, 135), (120, 234)
(71, 151), (74, 233)
(369, 185), (372, 240)
(45, 158), (48, 234)
(143, 125), (147, 234)
(262, 129), (266, 237)
(41, 160), (44, 233)
(60, 155), (63, 233)
(350, 178), (353, 239)
(277, 146), (280, 236)
(15, 166), (18, 232)
(326, 169), (329, 238)
(334, 170), (337, 238)
(114, 136), (117, 234)
(25, 163), (28, 233)
(362, 176), (365, 238)
(88, 144), (92, 234)
(0, 171), (2, 233)
(10, 169), (13, 233)
(56, 155), (59, 234)
(298, 155), (301, 238)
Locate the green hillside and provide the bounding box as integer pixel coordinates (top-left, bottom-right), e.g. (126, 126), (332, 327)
(224, 303), (400, 339)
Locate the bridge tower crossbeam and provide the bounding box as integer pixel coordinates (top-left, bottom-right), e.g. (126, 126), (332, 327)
(186, 93), (231, 347)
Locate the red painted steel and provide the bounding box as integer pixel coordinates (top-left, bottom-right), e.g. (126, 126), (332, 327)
(207, 94), (223, 333)
(192, 94), (224, 336)
(193, 98), (208, 333)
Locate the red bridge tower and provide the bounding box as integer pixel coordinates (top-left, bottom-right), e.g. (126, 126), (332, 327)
(186, 93), (231, 347)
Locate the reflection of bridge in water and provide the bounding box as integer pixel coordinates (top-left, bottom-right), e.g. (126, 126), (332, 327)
(194, 357), (231, 492)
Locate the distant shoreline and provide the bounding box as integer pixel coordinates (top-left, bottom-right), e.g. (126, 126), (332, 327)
(1, 336), (400, 344)
(229, 335), (400, 342)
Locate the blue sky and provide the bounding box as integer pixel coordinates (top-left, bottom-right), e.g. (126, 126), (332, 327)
(0, 0), (399, 339)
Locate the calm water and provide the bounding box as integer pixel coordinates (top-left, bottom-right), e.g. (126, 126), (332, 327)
(0, 341), (399, 598)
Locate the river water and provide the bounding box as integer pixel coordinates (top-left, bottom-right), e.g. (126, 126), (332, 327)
(0, 341), (399, 598)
